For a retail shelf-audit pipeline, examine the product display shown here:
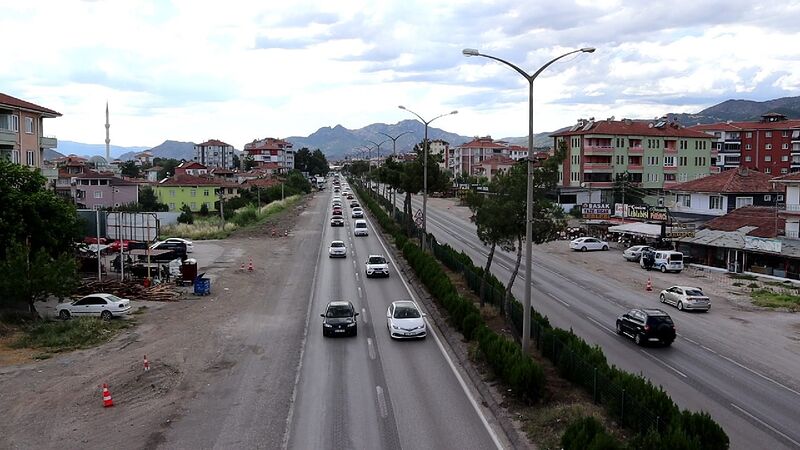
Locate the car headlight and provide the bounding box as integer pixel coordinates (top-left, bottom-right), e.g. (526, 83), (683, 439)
(347, 322), (356, 327)
(323, 323), (332, 328)
(391, 323), (401, 329)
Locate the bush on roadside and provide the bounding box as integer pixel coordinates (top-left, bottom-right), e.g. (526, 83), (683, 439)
(561, 416), (623, 450)
(177, 204), (194, 224)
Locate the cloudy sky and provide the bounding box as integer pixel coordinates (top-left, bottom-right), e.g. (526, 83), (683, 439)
(3, 0), (800, 148)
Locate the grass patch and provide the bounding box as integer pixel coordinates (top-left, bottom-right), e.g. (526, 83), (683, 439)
(751, 289), (800, 311)
(11, 318), (132, 352)
(747, 282), (760, 289)
(521, 403), (619, 450)
(728, 273), (758, 281)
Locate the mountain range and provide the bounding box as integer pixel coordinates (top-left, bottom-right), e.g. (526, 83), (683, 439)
(49, 96), (800, 162)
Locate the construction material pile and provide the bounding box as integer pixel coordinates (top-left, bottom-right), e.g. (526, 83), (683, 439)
(75, 280), (183, 302)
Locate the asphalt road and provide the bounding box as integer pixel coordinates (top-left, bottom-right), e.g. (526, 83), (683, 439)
(285, 188), (505, 449)
(393, 191), (800, 450)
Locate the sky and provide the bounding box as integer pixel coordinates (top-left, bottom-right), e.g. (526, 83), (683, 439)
(2, 0), (800, 149)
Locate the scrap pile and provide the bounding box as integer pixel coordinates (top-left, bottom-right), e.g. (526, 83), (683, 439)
(76, 280), (183, 302)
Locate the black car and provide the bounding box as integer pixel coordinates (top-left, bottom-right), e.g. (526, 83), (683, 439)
(616, 308), (676, 346)
(321, 301), (359, 337)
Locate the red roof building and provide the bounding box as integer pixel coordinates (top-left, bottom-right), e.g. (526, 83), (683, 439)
(194, 139), (235, 170)
(1, 92), (61, 171)
(447, 136), (511, 177)
(243, 137), (294, 172)
(473, 155), (517, 182)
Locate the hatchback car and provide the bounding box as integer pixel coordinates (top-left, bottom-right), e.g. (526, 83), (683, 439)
(350, 201), (360, 208)
(387, 301), (427, 339)
(330, 214), (345, 227)
(365, 255), (390, 278)
(623, 245), (651, 262)
(57, 293), (131, 320)
(321, 301), (359, 337)
(570, 237), (609, 252)
(660, 286), (711, 312)
(616, 308), (676, 346)
(329, 240), (347, 258)
(163, 237), (194, 253)
(351, 207), (364, 218)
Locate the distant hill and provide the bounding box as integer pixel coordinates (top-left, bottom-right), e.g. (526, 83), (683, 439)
(669, 96), (800, 125)
(499, 131), (560, 149)
(43, 148), (65, 161)
(118, 140), (196, 161)
(54, 140), (149, 160)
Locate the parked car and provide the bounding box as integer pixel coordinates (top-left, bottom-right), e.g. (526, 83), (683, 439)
(150, 240), (188, 260)
(616, 308), (676, 346)
(623, 245), (652, 262)
(365, 255), (390, 278)
(569, 237), (609, 252)
(353, 219), (368, 236)
(108, 239), (136, 252)
(330, 214), (345, 227)
(329, 240), (347, 258)
(57, 293), (131, 320)
(386, 300), (427, 339)
(352, 207), (364, 218)
(641, 250), (684, 273)
(660, 286), (711, 312)
(163, 237), (194, 253)
(321, 301), (359, 337)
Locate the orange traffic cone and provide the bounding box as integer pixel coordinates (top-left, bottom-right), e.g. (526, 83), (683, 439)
(102, 383), (114, 407)
(248, 257), (254, 272)
(143, 355), (150, 372)
(646, 276), (653, 292)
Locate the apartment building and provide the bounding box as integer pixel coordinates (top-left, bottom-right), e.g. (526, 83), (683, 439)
(0, 93), (60, 170)
(427, 139), (449, 171)
(687, 122), (740, 170)
(70, 171), (139, 210)
(447, 136), (510, 177)
(552, 117), (716, 204)
(194, 139), (235, 169)
(243, 137), (294, 172)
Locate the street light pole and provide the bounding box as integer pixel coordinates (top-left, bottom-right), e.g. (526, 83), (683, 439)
(367, 139), (388, 196)
(463, 46), (595, 352)
(378, 131), (413, 212)
(398, 106), (458, 251)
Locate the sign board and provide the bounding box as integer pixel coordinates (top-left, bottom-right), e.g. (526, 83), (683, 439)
(614, 203), (627, 218)
(648, 206), (669, 222)
(626, 205), (649, 220)
(666, 229), (695, 239)
(582, 203), (611, 220)
(106, 212), (160, 242)
(623, 205), (669, 222)
(744, 236), (782, 253)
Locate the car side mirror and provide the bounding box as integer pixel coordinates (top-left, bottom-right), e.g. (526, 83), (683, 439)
(320, 314), (325, 317)
(354, 312), (360, 316)
(422, 313), (427, 317)
(386, 312), (391, 318)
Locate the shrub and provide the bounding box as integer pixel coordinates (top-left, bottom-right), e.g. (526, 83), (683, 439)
(562, 416), (623, 450)
(177, 204), (194, 224)
(199, 203), (209, 216)
(461, 312), (481, 341)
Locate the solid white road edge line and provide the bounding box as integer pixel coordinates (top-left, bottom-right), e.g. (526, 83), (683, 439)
(376, 386), (389, 419)
(368, 212), (505, 450)
(730, 403), (800, 448)
(640, 349), (687, 378)
(367, 337), (376, 360)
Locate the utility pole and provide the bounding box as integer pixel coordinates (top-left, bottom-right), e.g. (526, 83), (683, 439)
(219, 186), (225, 230)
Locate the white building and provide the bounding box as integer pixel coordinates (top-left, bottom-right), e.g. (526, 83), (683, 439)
(195, 139), (236, 169)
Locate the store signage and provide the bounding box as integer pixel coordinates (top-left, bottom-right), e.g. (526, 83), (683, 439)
(626, 205), (649, 220)
(744, 236), (782, 253)
(582, 203), (611, 220)
(623, 205), (669, 222)
(649, 206), (669, 222)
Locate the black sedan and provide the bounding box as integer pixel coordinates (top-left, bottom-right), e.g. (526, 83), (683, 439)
(321, 301), (359, 337)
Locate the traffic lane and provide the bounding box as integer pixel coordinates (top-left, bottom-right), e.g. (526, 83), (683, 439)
(350, 214), (500, 450)
(420, 203), (789, 450)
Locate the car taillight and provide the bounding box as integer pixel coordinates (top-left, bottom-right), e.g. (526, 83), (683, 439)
(644, 325), (650, 332)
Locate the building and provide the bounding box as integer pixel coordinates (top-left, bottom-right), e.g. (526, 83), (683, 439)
(0, 93), (61, 170)
(427, 139), (449, 171)
(690, 113), (800, 175)
(686, 122), (741, 171)
(773, 171), (800, 239)
(71, 171), (139, 210)
(153, 174), (240, 212)
(447, 136), (510, 177)
(134, 151), (154, 166)
(552, 117), (717, 204)
(145, 167), (162, 182)
(507, 144), (529, 161)
(473, 155), (517, 182)
(667, 167), (783, 224)
(174, 161), (208, 176)
(194, 139), (235, 169)
(243, 137), (294, 172)
(52, 155), (89, 199)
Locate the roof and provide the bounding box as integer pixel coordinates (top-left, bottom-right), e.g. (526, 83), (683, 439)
(678, 228), (800, 259)
(725, 119), (800, 131)
(551, 119), (714, 139)
(0, 93), (62, 117)
(241, 177), (280, 188)
(667, 167), (781, 193)
(458, 137), (507, 149)
(688, 123), (743, 132)
(244, 137), (292, 150)
(772, 171), (800, 183)
(608, 222), (663, 237)
(476, 155), (516, 167)
(176, 161), (207, 170)
(197, 139), (232, 147)
(157, 174), (239, 188)
(703, 206), (783, 238)
(75, 171), (139, 185)
(210, 168), (234, 174)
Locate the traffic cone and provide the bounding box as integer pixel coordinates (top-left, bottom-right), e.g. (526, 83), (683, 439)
(102, 383), (114, 407)
(240, 262), (245, 271)
(143, 355), (150, 372)
(284, 230), (288, 237)
(248, 257), (254, 272)
(646, 276), (653, 292)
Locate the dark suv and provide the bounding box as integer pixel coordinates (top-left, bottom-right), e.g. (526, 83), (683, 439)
(616, 308), (676, 346)
(321, 301), (359, 337)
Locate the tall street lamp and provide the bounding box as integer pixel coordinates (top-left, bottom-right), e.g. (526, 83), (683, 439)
(463, 46), (595, 352)
(378, 131), (414, 212)
(367, 139), (388, 195)
(398, 105), (458, 251)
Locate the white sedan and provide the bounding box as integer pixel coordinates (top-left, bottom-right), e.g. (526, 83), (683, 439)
(164, 237), (194, 253)
(569, 237), (609, 252)
(660, 286), (711, 312)
(328, 240), (347, 258)
(56, 293), (131, 320)
(386, 300), (427, 339)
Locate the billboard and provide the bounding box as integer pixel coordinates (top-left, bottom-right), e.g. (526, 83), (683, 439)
(582, 203), (611, 220)
(106, 212), (160, 242)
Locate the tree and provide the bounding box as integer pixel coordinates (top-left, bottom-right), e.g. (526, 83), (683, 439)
(138, 186), (168, 211)
(295, 148), (331, 176)
(242, 155), (257, 171)
(284, 170), (313, 194)
(153, 158), (182, 180)
(612, 172), (645, 205)
(232, 154), (241, 170)
(199, 203), (209, 216)
(0, 242), (78, 314)
(396, 148), (450, 236)
(119, 161), (141, 178)
(177, 204), (194, 224)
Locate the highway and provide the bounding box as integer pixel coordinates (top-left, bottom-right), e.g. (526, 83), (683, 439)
(393, 191), (800, 450)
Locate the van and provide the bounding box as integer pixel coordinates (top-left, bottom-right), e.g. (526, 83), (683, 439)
(641, 250), (683, 273)
(353, 219), (368, 236)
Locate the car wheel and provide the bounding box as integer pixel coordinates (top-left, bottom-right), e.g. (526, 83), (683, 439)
(677, 301), (684, 311)
(660, 265), (667, 273)
(634, 333), (643, 346)
(602, 245), (608, 251)
(660, 294), (666, 303)
(616, 322), (623, 335)
(100, 310), (113, 321)
(352, 328), (358, 337)
(581, 246), (588, 252)
(58, 310), (71, 320)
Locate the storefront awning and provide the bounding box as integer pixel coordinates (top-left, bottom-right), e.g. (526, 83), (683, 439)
(607, 222), (662, 238)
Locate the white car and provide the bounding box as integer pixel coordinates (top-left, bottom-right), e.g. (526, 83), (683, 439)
(365, 254), (390, 278)
(570, 237), (608, 252)
(164, 237), (194, 253)
(329, 240), (347, 258)
(660, 286), (711, 312)
(623, 245), (652, 261)
(352, 207), (364, 218)
(386, 300), (427, 339)
(57, 293), (131, 320)
(353, 219), (368, 236)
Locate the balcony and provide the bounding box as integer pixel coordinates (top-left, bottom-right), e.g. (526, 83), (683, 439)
(628, 146), (644, 154)
(584, 145), (614, 155)
(626, 164), (643, 172)
(39, 136), (57, 149)
(0, 128), (15, 146)
(663, 146), (678, 154)
(664, 165), (678, 172)
(583, 162), (613, 172)
(784, 204), (800, 214)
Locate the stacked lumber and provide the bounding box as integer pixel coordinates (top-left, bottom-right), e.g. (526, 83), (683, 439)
(76, 280), (183, 302)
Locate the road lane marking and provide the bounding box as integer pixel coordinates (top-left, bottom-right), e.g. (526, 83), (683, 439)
(731, 403), (800, 448)
(376, 386), (388, 419)
(586, 315), (615, 334)
(361, 308), (367, 322)
(367, 338), (376, 360)
(700, 345), (717, 354)
(640, 350), (687, 378)
(357, 286), (362, 298)
(718, 354), (800, 398)
(547, 292), (570, 307)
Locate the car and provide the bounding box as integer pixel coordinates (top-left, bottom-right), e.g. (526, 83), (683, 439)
(350, 201), (360, 208)
(56, 293), (131, 320)
(569, 237), (609, 252)
(660, 286), (711, 312)
(163, 237), (194, 253)
(107, 239), (136, 252)
(328, 240), (347, 258)
(616, 308), (676, 346)
(640, 249), (684, 273)
(321, 301), (359, 337)
(347, 194), (354, 200)
(334, 188), (340, 193)
(332, 207), (343, 216)
(365, 254), (390, 278)
(330, 214), (345, 227)
(150, 240), (188, 260)
(386, 300), (427, 339)
(351, 207), (364, 218)
(353, 219), (368, 236)
(623, 245), (652, 262)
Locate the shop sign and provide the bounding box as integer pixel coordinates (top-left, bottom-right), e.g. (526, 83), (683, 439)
(582, 203), (611, 220)
(649, 206), (669, 222)
(666, 229), (695, 239)
(626, 205), (649, 220)
(614, 203), (627, 217)
(744, 236), (782, 253)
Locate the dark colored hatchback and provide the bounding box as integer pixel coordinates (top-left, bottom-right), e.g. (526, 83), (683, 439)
(616, 308), (676, 346)
(321, 301), (359, 337)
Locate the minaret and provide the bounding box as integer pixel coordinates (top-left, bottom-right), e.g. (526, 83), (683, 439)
(105, 102), (110, 161)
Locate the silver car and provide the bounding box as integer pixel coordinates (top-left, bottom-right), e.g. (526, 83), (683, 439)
(623, 245), (652, 262)
(659, 286), (711, 312)
(328, 240), (347, 258)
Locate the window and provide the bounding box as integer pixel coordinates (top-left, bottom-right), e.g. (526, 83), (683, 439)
(783, 143), (789, 150)
(745, 144), (752, 150)
(664, 156), (675, 167)
(190, 189), (197, 197)
(765, 168), (771, 174)
(24, 117), (34, 134)
(736, 197), (754, 208)
(746, 132), (752, 138)
(745, 156), (752, 162)
(782, 155), (789, 162)
(709, 196), (722, 210)
(190, 202), (197, 209)
(677, 194), (691, 207)
(783, 131), (789, 137)
(26, 150), (35, 166)
(766, 144), (772, 150)
(11, 149), (20, 164)
(766, 131), (772, 137)
(93, 204), (104, 210)
(204, 189), (210, 196)
(9, 114), (19, 132)
(94, 191), (103, 199)
(765, 195), (772, 201)
(765, 155), (772, 162)
(781, 168), (789, 174)
(778, 194), (784, 201)
(205, 202), (212, 208)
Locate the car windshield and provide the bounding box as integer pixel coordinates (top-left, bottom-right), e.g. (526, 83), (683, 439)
(331, 242), (344, 248)
(355, 223), (366, 228)
(369, 256), (386, 264)
(394, 306), (421, 319)
(327, 305), (353, 318)
(685, 289), (704, 296)
(648, 315), (674, 326)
